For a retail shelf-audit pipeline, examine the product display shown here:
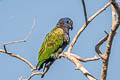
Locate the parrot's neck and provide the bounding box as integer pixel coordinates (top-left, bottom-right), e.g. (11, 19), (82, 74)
(62, 26), (69, 34)
(56, 25), (69, 35)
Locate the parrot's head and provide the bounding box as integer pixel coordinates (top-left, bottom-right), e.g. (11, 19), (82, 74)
(57, 17), (73, 31)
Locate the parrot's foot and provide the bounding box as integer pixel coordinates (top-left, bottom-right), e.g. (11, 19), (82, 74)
(53, 53), (60, 59)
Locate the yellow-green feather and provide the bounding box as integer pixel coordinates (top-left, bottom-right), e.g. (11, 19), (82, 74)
(36, 27), (64, 70)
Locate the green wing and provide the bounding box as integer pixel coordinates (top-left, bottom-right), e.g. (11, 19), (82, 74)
(36, 27), (64, 70)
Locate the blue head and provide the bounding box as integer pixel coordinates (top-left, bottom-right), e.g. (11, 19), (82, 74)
(57, 17), (73, 30)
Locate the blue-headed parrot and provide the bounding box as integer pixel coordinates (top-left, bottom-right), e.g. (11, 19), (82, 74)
(36, 17), (73, 74)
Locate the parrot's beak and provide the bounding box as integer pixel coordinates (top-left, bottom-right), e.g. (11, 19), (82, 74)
(70, 26), (73, 30)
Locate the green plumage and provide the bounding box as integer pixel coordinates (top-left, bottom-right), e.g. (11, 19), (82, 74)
(36, 18), (73, 73)
(36, 26), (67, 70)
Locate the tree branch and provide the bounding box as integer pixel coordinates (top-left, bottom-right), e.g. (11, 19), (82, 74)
(67, 2), (111, 53)
(59, 52), (99, 80)
(100, 1), (120, 79)
(68, 53), (100, 62)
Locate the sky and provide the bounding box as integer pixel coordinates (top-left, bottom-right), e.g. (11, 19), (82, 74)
(0, 0), (120, 80)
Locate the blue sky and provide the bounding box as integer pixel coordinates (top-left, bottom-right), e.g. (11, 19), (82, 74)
(0, 0), (120, 80)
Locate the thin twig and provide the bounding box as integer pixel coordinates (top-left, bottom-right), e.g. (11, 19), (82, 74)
(1, 17), (36, 71)
(27, 72), (43, 80)
(67, 2), (111, 53)
(3, 16), (36, 52)
(68, 53), (100, 62)
(81, 0), (88, 24)
(95, 31), (109, 60)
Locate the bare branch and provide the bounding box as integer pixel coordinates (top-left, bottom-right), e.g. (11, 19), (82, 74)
(100, 18), (120, 80)
(3, 16), (36, 52)
(0, 49), (36, 70)
(0, 17), (36, 71)
(83, 56), (100, 62)
(67, 2), (111, 53)
(60, 52), (98, 80)
(100, 1), (120, 79)
(95, 31), (109, 60)
(24, 16), (36, 41)
(68, 53), (100, 62)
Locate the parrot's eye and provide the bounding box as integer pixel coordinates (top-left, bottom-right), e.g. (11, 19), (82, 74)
(67, 20), (73, 26)
(67, 20), (71, 24)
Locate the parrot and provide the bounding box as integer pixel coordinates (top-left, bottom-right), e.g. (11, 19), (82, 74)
(36, 17), (73, 72)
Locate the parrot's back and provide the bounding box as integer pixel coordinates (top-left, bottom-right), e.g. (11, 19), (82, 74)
(36, 27), (67, 70)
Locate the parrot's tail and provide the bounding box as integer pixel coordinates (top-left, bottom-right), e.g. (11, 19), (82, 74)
(36, 61), (43, 70)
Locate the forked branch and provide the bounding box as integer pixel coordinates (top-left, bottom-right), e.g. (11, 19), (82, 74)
(100, 1), (120, 80)
(95, 31), (109, 60)
(67, 2), (111, 53)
